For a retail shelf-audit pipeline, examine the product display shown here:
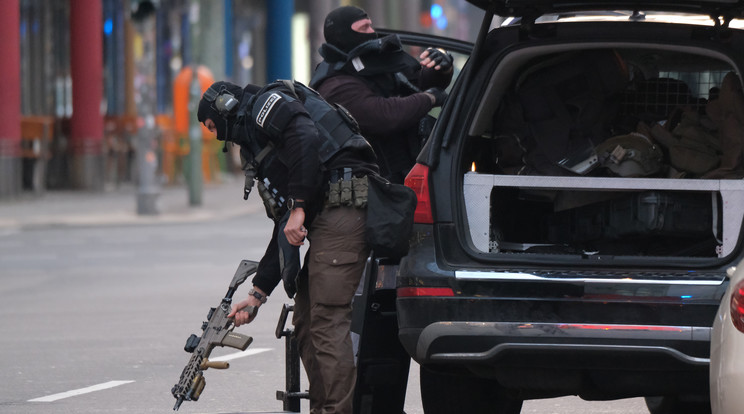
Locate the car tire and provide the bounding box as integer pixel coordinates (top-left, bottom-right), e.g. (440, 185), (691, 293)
(420, 365), (523, 414)
(644, 396), (711, 414)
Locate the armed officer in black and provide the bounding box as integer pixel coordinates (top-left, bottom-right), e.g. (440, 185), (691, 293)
(197, 80), (378, 414)
(310, 6), (453, 183)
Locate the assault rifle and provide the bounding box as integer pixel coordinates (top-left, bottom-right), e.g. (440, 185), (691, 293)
(171, 260), (259, 410)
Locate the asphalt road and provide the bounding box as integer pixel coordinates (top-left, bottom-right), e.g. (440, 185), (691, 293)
(0, 195), (651, 414)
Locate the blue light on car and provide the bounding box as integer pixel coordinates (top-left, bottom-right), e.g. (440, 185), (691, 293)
(436, 15), (448, 30)
(104, 18), (113, 36)
(430, 4), (448, 29)
(430, 4), (443, 19)
(681, 295), (692, 299)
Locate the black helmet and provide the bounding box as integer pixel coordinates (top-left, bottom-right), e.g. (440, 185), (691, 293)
(198, 81), (244, 141)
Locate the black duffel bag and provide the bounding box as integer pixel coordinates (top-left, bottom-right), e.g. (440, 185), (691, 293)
(365, 173), (417, 258)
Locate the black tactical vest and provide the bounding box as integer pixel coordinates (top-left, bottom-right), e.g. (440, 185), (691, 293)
(234, 80), (375, 219)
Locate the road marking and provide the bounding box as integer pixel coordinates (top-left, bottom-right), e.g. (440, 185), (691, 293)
(28, 380), (135, 402)
(0, 228), (20, 237)
(26, 349), (270, 403)
(210, 347), (272, 362)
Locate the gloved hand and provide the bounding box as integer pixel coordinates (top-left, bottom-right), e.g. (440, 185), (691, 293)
(420, 48), (454, 73)
(424, 88), (448, 107)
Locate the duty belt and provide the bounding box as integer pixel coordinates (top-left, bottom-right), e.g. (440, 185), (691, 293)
(326, 167), (368, 209)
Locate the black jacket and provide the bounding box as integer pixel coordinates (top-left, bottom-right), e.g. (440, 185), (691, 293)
(233, 82), (378, 295)
(311, 37), (452, 183)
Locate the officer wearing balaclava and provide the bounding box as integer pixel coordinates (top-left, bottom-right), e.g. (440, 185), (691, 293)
(197, 78), (379, 414)
(310, 5), (454, 184)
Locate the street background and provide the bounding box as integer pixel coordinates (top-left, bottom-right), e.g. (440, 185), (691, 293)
(2, 0), (484, 199)
(0, 177), (650, 413)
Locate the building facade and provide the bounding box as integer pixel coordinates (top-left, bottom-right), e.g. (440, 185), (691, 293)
(0, 0), (478, 199)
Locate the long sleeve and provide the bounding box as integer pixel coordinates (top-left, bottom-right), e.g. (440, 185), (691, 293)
(317, 75), (433, 137)
(252, 221), (282, 296)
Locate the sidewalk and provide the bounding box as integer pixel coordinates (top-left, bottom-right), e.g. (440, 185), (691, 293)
(0, 174), (261, 230)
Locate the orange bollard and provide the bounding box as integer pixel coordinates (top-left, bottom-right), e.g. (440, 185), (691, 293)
(173, 65), (215, 183)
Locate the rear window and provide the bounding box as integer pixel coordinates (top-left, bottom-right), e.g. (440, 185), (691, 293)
(461, 46), (744, 261)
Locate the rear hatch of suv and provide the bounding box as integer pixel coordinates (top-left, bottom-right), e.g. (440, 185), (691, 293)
(398, 0), (744, 408)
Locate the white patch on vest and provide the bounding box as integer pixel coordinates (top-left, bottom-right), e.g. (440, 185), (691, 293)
(352, 57), (365, 72)
(256, 93), (282, 127)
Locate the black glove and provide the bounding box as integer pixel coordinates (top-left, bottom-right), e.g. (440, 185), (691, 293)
(424, 88), (448, 107)
(424, 48), (453, 72)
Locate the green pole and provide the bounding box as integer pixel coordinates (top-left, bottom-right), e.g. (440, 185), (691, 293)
(187, 72), (203, 206)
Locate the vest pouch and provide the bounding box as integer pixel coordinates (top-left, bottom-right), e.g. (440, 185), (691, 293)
(340, 179), (353, 205)
(352, 175), (368, 208)
(257, 180), (281, 219)
(327, 181), (341, 208)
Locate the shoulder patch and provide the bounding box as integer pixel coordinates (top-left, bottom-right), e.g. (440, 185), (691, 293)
(256, 93), (283, 127)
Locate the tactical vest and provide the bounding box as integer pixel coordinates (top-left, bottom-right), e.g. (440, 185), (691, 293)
(235, 80), (374, 219)
(309, 35), (421, 98)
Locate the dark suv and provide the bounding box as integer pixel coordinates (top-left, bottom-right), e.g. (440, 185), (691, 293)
(396, 1), (744, 413)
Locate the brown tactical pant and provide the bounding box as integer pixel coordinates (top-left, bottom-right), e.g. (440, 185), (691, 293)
(293, 205), (368, 414)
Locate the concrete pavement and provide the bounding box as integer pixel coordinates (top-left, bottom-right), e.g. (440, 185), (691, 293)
(0, 174), (263, 230)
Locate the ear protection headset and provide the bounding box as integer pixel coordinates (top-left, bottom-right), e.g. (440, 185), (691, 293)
(203, 85), (240, 117)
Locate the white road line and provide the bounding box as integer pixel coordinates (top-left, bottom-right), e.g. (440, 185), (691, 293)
(28, 380), (135, 402)
(26, 349), (270, 403)
(210, 347), (272, 362)
(0, 228), (20, 238)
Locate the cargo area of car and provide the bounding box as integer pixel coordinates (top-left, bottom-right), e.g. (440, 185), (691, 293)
(461, 45), (744, 259)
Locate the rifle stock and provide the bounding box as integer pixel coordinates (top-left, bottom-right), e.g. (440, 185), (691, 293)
(171, 260), (259, 411)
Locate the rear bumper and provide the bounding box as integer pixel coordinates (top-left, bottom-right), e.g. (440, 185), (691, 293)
(414, 321), (710, 365)
(396, 230), (724, 398)
(398, 315), (712, 398)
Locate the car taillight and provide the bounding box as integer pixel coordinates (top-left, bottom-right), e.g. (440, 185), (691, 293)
(397, 287), (455, 297)
(405, 163), (433, 224)
(730, 279), (744, 333)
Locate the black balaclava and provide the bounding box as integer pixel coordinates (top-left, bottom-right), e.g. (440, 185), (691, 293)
(324, 6), (378, 53)
(197, 81), (245, 141)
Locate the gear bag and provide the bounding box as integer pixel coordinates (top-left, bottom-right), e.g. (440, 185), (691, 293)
(649, 110), (721, 176)
(365, 173), (417, 258)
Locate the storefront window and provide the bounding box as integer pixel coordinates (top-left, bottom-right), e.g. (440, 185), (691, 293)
(20, 0), (70, 117)
(103, 0), (126, 115)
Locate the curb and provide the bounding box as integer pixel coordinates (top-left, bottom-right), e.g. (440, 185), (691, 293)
(0, 178), (263, 231)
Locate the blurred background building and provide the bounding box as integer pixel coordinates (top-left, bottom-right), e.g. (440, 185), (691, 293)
(0, 0), (481, 200)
